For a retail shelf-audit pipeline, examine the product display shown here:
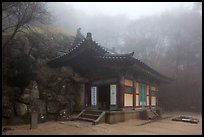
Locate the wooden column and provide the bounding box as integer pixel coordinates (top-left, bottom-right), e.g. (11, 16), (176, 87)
(119, 76), (125, 109)
(155, 85), (159, 110)
(133, 80), (136, 109)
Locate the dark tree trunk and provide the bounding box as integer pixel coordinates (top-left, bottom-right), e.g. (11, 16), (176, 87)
(2, 26), (19, 51)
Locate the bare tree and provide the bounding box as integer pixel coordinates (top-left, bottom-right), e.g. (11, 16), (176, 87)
(2, 2), (51, 51)
(122, 8), (202, 111)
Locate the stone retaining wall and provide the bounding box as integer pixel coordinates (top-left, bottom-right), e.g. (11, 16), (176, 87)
(105, 110), (140, 124)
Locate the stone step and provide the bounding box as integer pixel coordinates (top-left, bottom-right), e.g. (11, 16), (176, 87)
(78, 117), (95, 122)
(75, 109), (106, 124)
(81, 113), (99, 120)
(84, 110), (103, 115)
(82, 113), (100, 117)
(147, 110), (158, 119)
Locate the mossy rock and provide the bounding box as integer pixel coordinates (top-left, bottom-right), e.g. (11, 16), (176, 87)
(7, 54), (36, 89)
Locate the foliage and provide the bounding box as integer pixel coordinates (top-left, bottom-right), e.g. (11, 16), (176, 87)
(49, 2), (202, 111)
(2, 2), (51, 51)
(122, 8), (202, 112)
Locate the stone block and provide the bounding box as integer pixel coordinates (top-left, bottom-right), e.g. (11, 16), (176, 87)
(16, 103), (28, 116)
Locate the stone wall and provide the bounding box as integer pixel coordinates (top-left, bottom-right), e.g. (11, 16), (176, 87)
(2, 29), (87, 125)
(105, 111), (140, 124)
(2, 63), (87, 125)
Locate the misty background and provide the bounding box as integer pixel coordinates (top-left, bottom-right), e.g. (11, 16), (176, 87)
(2, 2), (201, 113)
(45, 2), (202, 112)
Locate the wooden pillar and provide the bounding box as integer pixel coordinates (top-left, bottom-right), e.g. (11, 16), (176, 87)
(155, 84), (159, 110)
(133, 80), (136, 110)
(149, 84), (152, 109)
(119, 76), (125, 109)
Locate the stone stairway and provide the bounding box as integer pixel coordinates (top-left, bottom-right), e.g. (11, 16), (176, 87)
(147, 109), (160, 119)
(74, 109), (106, 125)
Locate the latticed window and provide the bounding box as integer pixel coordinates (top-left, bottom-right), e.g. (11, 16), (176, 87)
(151, 85), (157, 106)
(124, 79), (133, 107)
(135, 82), (140, 107)
(146, 85), (150, 106)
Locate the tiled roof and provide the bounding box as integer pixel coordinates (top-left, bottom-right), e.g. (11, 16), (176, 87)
(47, 32), (172, 82)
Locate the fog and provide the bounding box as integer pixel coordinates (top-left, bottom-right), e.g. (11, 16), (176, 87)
(69, 2), (194, 19)
(47, 2), (199, 48)
(46, 2), (202, 112)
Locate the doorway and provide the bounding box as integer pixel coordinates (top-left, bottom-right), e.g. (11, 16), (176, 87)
(97, 85), (110, 110)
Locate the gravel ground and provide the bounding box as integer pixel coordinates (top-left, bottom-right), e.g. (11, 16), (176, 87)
(2, 111), (202, 135)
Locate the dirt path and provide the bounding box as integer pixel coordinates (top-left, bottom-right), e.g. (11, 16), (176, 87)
(2, 111), (202, 135)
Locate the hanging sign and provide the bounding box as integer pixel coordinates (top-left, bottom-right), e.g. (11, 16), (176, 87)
(110, 84), (117, 105)
(91, 86), (97, 106)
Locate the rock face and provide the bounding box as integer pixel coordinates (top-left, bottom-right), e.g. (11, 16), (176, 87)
(56, 95), (69, 105)
(2, 31), (89, 125)
(56, 109), (70, 121)
(36, 100), (46, 115)
(2, 64), (87, 125)
(15, 103), (28, 116)
(74, 84), (85, 111)
(2, 96), (14, 118)
(15, 81), (40, 117)
(47, 101), (61, 114)
(19, 94), (30, 104)
(41, 89), (57, 101)
(72, 73), (86, 82)
(3, 76), (86, 124)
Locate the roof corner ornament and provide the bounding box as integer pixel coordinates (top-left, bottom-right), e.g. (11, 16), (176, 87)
(72, 27), (85, 46)
(130, 52), (134, 56)
(86, 32), (92, 41)
(76, 27), (83, 38)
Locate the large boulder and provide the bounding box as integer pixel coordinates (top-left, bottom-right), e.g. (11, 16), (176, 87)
(47, 101), (60, 114)
(15, 103), (28, 116)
